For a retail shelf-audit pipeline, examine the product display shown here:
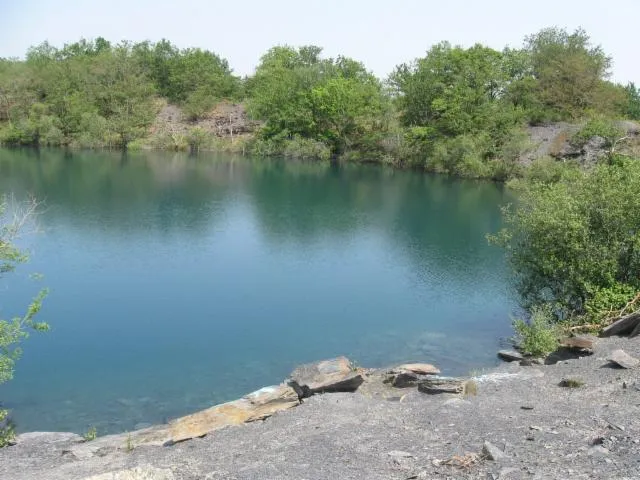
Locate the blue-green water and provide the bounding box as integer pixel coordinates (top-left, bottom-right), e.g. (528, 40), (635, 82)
(0, 148), (517, 434)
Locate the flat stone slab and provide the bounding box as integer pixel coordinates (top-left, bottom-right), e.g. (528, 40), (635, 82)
(608, 349), (640, 369)
(498, 350), (524, 362)
(16, 432), (84, 446)
(395, 363), (440, 375)
(169, 384), (299, 443)
(288, 356), (363, 398)
(417, 377), (468, 394)
(559, 336), (596, 351)
(69, 384), (299, 457)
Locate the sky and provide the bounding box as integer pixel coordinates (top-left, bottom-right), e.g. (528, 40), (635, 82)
(1, 0), (638, 83)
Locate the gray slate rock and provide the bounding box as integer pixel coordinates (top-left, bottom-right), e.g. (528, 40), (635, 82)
(483, 441), (508, 462)
(559, 336), (596, 351)
(16, 432), (85, 446)
(387, 450), (414, 458)
(608, 349), (640, 369)
(417, 377), (467, 394)
(288, 356), (363, 398)
(498, 350), (524, 362)
(383, 365), (439, 388)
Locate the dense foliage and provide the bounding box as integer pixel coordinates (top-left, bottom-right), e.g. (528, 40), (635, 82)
(246, 46), (390, 157)
(0, 197), (48, 446)
(0, 27), (637, 174)
(389, 28), (632, 177)
(0, 38), (240, 148)
(493, 160), (640, 322)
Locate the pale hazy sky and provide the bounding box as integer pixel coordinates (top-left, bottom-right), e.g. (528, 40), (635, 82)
(1, 0), (638, 83)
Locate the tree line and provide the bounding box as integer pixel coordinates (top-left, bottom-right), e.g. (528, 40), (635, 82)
(0, 28), (638, 169)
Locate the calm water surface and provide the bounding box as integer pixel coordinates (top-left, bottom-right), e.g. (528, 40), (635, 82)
(0, 148), (517, 434)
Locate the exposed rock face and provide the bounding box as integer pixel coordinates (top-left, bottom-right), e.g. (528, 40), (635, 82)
(521, 121), (640, 167)
(288, 357), (363, 398)
(83, 466), (174, 480)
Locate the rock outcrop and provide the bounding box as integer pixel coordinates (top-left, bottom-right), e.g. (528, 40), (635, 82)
(287, 356), (364, 398)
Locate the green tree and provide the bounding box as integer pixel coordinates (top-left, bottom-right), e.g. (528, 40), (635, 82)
(247, 46), (388, 156)
(523, 27), (615, 120)
(0, 197), (48, 447)
(625, 83), (640, 120)
(390, 42), (523, 174)
(391, 42), (518, 136)
(92, 45), (156, 148)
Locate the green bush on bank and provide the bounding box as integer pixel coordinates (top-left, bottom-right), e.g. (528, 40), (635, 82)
(513, 305), (560, 357)
(493, 159), (640, 321)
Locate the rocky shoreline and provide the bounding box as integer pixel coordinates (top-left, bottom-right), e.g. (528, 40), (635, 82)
(2, 336), (640, 479)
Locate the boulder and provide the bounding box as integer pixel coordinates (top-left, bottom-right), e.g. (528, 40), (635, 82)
(602, 312), (640, 337)
(169, 384), (299, 443)
(83, 466), (175, 480)
(288, 357), (363, 398)
(608, 349), (640, 369)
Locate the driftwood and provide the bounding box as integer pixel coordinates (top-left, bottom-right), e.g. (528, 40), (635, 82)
(601, 311), (640, 337)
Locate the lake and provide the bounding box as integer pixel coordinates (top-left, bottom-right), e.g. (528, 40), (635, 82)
(0, 148), (517, 435)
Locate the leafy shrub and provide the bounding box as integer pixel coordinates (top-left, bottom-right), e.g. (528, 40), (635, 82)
(282, 136), (331, 160)
(427, 134), (490, 178)
(493, 159), (640, 318)
(183, 88), (217, 121)
(520, 156), (580, 184)
(186, 127), (211, 152)
(0, 410), (15, 447)
(0, 198), (49, 448)
(583, 283), (638, 324)
(83, 426), (97, 441)
(512, 306), (560, 357)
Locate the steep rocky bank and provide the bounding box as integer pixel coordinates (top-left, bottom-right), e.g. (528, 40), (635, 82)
(520, 120), (640, 166)
(2, 336), (640, 479)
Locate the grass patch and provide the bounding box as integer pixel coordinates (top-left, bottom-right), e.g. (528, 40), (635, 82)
(558, 378), (585, 388)
(83, 426), (97, 441)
